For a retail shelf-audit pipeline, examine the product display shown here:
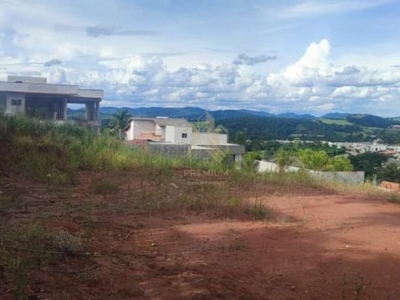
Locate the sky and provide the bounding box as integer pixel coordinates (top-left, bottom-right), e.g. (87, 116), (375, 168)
(1, 0), (400, 116)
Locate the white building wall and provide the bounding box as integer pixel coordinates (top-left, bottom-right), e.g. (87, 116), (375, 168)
(155, 124), (162, 136)
(165, 125), (192, 144)
(126, 122), (134, 140)
(371, 144), (387, 152)
(165, 126), (175, 143)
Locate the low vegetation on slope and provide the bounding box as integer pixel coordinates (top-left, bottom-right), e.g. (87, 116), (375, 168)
(0, 114), (182, 184)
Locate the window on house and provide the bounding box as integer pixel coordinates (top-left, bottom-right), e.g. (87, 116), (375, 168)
(11, 99), (22, 106)
(182, 133), (187, 138)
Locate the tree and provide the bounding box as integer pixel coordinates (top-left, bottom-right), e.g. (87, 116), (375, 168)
(109, 109), (132, 139)
(243, 151), (262, 171)
(331, 156), (353, 171)
(234, 131), (246, 145)
(297, 149), (352, 171)
(276, 150), (296, 173)
(348, 152), (389, 180)
(298, 149), (330, 171)
(377, 163), (400, 183)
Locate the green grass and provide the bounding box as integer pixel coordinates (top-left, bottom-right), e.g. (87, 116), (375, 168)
(0, 221), (87, 299)
(319, 118), (353, 125)
(245, 201), (277, 220)
(0, 114), (178, 183)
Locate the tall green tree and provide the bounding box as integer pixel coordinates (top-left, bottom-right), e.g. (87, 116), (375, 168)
(109, 109), (132, 139)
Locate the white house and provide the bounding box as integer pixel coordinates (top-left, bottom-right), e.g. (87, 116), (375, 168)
(350, 142), (388, 154)
(124, 117), (193, 144)
(124, 116), (245, 165)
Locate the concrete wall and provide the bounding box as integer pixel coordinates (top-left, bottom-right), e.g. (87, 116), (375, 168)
(256, 160), (300, 173)
(255, 160), (365, 184)
(148, 143), (190, 157)
(8, 75), (47, 84)
(192, 132), (228, 146)
(85, 102), (96, 121)
(190, 148), (216, 160)
(309, 171), (365, 185)
(76, 89), (103, 99)
(0, 81), (79, 95)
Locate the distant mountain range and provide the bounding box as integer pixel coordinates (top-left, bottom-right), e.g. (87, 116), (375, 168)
(68, 106), (397, 122)
(86, 106), (353, 121)
(67, 106), (400, 143)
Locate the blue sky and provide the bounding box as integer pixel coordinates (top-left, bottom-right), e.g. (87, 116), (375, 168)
(1, 0), (400, 116)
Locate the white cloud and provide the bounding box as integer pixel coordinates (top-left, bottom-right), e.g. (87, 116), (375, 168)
(268, 39), (331, 89)
(1, 1), (400, 116)
(3, 36), (400, 116)
(283, 0), (395, 18)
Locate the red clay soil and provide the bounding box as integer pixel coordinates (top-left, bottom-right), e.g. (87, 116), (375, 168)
(1, 171), (400, 299)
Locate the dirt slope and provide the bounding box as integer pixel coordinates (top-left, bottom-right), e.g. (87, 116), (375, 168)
(1, 171), (400, 299)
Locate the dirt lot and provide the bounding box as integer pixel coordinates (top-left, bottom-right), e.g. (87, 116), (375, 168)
(1, 170), (400, 299)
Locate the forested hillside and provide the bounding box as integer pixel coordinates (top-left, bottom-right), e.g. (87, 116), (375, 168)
(69, 107), (400, 143)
